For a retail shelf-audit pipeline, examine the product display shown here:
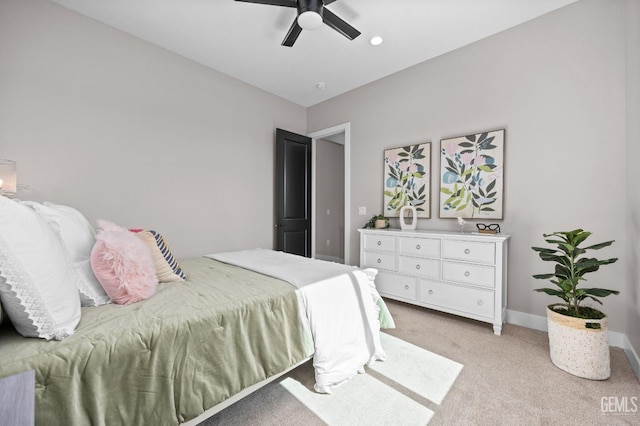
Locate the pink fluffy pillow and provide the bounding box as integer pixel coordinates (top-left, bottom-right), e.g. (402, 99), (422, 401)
(90, 220), (158, 305)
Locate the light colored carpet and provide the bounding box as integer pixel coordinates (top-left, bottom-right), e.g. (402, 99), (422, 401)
(203, 331), (461, 426)
(279, 370), (434, 425)
(201, 299), (640, 425)
(370, 333), (463, 405)
(276, 332), (462, 425)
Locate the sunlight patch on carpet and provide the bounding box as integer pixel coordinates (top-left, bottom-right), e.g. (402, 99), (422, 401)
(279, 333), (462, 425)
(280, 373), (434, 425)
(370, 332), (464, 404)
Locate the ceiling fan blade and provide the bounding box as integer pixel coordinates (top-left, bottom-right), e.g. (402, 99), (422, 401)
(282, 19), (303, 47)
(322, 8), (361, 40)
(234, 0), (296, 7)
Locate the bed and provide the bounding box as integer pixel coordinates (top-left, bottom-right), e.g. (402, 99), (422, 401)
(0, 246), (393, 425)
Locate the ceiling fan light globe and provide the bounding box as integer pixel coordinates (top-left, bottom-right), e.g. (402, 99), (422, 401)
(298, 11), (323, 30)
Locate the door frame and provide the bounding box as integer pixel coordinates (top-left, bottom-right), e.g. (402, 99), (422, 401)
(307, 122), (351, 265)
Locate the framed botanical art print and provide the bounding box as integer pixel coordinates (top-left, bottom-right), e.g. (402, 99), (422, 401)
(439, 129), (505, 219)
(383, 143), (431, 218)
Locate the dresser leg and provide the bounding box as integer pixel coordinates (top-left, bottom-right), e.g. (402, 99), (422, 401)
(493, 324), (502, 335)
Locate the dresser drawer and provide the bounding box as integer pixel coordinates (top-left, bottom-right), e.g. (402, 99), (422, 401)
(419, 279), (494, 319)
(442, 240), (495, 264)
(375, 271), (418, 301)
(398, 237), (440, 257)
(363, 251), (396, 271)
(442, 261), (495, 288)
(398, 256), (440, 279)
(363, 234), (396, 252)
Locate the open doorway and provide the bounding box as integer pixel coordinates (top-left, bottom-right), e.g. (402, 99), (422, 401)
(314, 136), (344, 263)
(308, 123), (351, 265)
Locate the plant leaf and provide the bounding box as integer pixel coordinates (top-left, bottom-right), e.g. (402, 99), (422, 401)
(582, 288), (620, 297)
(584, 240), (615, 251)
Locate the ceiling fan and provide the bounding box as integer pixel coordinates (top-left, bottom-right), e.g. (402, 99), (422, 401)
(235, 0), (361, 47)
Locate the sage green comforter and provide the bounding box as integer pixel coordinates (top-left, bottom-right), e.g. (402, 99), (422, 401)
(0, 257), (310, 426)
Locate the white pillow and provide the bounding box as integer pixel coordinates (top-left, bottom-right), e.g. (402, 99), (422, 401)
(0, 196), (81, 340)
(22, 201), (110, 307)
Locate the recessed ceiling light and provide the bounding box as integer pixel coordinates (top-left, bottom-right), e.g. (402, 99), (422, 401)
(370, 36), (383, 46)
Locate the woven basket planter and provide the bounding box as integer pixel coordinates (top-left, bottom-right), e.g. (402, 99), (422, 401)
(546, 304), (610, 380)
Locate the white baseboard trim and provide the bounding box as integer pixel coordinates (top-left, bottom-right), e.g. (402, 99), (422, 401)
(506, 309), (640, 380)
(506, 309), (548, 333)
(623, 335), (640, 380)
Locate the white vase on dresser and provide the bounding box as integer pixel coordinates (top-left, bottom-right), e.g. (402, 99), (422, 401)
(359, 228), (510, 335)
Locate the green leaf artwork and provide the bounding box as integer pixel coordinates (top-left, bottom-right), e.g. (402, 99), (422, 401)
(383, 143), (431, 218)
(439, 129), (505, 219)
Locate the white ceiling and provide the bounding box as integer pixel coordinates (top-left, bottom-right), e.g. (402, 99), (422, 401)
(51, 0), (578, 107)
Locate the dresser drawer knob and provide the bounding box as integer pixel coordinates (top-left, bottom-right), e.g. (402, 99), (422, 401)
(377, 258), (382, 264)
(416, 244), (421, 250)
(477, 299), (484, 306)
(404, 285), (410, 290)
(428, 289), (434, 295)
(377, 240), (382, 246)
(415, 264), (421, 270)
(464, 248), (470, 254)
(464, 271), (471, 277)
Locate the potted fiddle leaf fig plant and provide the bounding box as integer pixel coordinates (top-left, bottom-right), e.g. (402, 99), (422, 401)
(532, 229), (619, 380)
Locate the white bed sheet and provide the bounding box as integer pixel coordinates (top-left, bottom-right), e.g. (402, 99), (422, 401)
(207, 249), (391, 393)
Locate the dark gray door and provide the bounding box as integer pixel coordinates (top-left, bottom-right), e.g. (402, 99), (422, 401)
(275, 128), (312, 257)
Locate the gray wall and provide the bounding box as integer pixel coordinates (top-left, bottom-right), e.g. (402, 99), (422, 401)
(625, 0), (640, 364)
(0, 0), (306, 258)
(308, 0), (630, 333)
(315, 139), (344, 261)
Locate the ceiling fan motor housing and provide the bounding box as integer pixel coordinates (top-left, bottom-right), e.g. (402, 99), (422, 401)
(298, 0), (323, 16)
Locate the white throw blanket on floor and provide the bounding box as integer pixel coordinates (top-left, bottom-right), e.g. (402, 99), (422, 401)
(207, 249), (388, 393)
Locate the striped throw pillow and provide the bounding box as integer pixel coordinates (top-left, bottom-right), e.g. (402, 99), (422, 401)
(133, 230), (186, 282)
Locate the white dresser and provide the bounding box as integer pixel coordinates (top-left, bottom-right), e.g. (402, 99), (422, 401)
(359, 228), (510, 335)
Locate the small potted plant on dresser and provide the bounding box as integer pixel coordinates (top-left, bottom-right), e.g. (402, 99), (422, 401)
(363, 215), (389, 229)
(531, 229), (619, 380)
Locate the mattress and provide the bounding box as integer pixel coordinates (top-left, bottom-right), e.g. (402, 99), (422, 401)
(0, 257), (310, 426)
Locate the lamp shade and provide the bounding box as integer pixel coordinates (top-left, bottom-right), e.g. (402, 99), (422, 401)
(0, 159), (17, 195)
